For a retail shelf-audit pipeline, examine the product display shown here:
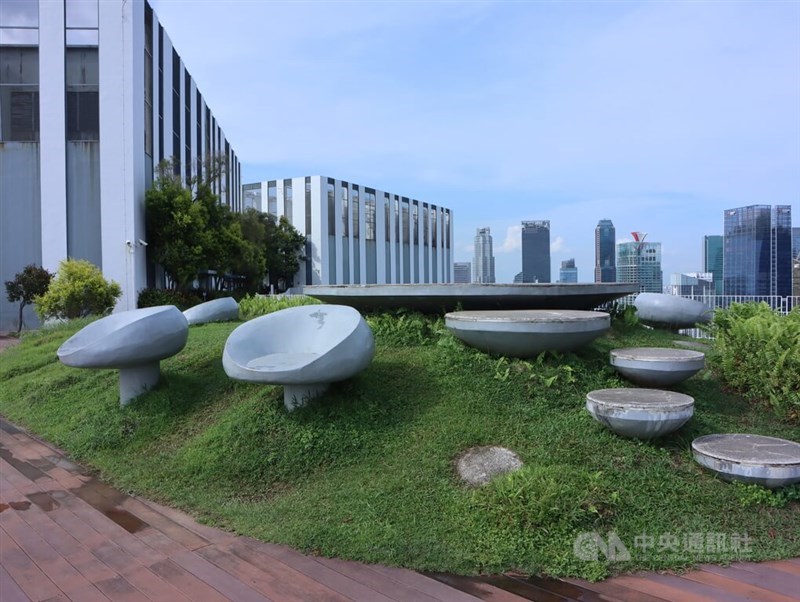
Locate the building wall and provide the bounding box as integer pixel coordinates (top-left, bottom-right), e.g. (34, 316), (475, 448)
(616, 241), (663, 293)
(703, 235), (723, 295)
(594, 219), (616, 283)
(559, 258), (577, 283)
(453, 262), (471, 284)
(472, 227), (495, 283)
(0, 0), (240, 331)
(246, 176), (453, 288)
(723, 205), (792, 296)
(521, 220), (550, 283)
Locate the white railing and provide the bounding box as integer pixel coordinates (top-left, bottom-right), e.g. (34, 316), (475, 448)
(605, 294), (799, 339)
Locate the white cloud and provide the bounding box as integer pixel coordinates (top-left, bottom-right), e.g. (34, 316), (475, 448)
(550, 236), (566, 253)
(498, 225), (522, 253)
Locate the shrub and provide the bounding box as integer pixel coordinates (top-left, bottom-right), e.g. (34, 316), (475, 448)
(4, 264), (53, 333)
(137, 288), (204, 311)
(238, 293), (320, 320)
(708, 302), (800, 421)
(35, 259), (121, 321)
(366, 310), (443, 346)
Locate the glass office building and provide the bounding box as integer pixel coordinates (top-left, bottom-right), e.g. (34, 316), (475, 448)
(723, 205), (792, 296)
(559, 258), (578, 283)
(594, 219), (616, 283)
(703, 235), (724, 294)
(617, 241), (663, 293)
(521, 220), (551, 283)
(473, 227), (495, 283)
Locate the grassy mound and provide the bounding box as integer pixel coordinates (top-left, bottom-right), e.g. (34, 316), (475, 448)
(1, 313), (798, 580)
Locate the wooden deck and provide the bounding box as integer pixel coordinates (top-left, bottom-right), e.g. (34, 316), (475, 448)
(1, 417), (798, 601)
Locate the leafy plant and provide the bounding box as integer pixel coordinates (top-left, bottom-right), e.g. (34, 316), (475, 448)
(35, 259), (121, 321)
(708, 303), (800, 421)
(238, 294), (320, 320)
(366, 310), (443, 346)
(734, 482), (800, 508)
(4, 263), (53, 333)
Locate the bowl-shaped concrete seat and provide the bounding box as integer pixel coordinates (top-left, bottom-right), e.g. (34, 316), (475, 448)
(610, 347), (705, 387)
(634, 293), (712, 330)
(57, 305), (189, 406)
(586, 388), (694, 439)
(692, 434), (800, 489)
(223, 304), (375, 410)
(183, 297), (239, 325)
(445, 310), (609, 358)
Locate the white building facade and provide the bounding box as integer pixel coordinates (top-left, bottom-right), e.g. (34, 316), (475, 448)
(243, 177), (453, 287)
(0, 0), (241, 330)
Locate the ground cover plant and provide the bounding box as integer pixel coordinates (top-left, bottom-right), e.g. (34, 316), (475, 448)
(1, 310), (798, 580)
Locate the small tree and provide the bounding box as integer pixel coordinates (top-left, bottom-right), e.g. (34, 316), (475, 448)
(265, 216), (306, 292)
(36, 259), (121, 321)
(4, 264), (53, 333)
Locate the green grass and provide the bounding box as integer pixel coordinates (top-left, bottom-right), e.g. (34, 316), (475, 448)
(1, 314), (798, 580)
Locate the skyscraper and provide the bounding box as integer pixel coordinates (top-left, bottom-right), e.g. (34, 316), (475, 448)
(454, 262), (472, 284)
(594, 219), (616, 283)
(703, 235), (724, 295)
(472, 227), (495, 283)
(559, 259), (578, 283)
(616, 232), (663, 293)
(521, 220), (550, 283)
(723, 205), (792, 296)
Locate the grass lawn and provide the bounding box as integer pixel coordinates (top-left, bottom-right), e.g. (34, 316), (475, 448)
(1, 313), (798, 580)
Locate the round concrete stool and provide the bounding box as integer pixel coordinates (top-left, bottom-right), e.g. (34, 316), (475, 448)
(586, 388), (694, 439)
(692, 434), (800, 489)
(610, 347), (705, 387)
(445, 310), (609, 358)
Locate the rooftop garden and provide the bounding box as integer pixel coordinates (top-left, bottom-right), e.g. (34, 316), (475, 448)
(0, 300), (798, 581)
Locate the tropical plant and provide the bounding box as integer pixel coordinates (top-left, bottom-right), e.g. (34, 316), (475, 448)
(4, 264), (53, 333)
(35, 259), (121, 321)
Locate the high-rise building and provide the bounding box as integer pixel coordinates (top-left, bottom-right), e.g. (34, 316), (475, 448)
(559, 259), (578, 283)
(703, 235), (724, 295)
(594, 219), (616, 283)
(472, 227), (495, 283)
(793, 227), (800, 259)
(521, 220), (550, 283)
(0, 0), (242, 331)
(793, 227), (800, 295)
(617, 232), (663, 293)
(453, 262), (471, 284)
(723, 205), (792, 296)
(669, 272), (714, 296)
(243, 177), (453, 286)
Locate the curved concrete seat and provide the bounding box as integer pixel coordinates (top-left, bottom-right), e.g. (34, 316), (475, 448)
(223, 304), (375, 410)
(586, 388), (694, 439)
(183, 297), (239, 325)
(634, 293), (712, 330)
(445, 309), (609, 357)
(610, 347), (705, 387)
(57, 305), (189, 406)
(692, 434), (800, 489)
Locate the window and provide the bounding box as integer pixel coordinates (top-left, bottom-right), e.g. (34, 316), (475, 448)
(305, 177), (312, 235)
(267, 181), (277, 215)
(328, 180), (336, 236)
(352, 186), (359, 239)
(341, 183), (349, 237)
(412, 202), (419, 244)
(0, 46), (39, 141)
(66, 0), (99, 46)
(144, 4), (153, 157)
(365, 190), (376, 241)
(283, 179), (293, 222)
(0, 0), (39, 46)
(66, 48), (98, 141)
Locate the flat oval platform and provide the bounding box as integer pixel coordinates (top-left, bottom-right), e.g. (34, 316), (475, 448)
(610, 347), (705, 387)
(304, 283), (637, 313)
(445, 309), (609, 357)
(692, 434), (800, 489)
(634, 292), (712, 330)
(586, 388), (694, 439)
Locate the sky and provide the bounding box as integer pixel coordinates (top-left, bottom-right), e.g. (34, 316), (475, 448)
(150, 0), (799, 284)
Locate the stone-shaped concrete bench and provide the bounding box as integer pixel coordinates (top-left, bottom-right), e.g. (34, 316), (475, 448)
(692, 434), (800, 489)
(57, 305), (189, 406)
(586, 388), (694, 439)
(634, 292), (712, 330)
(183, 297), (239, 325)
(444, 310), (610, 358)
(610, 347), (705, 387)
(223, 304), (375, 410)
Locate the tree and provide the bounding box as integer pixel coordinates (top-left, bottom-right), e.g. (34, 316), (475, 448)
(4, 264), (53, 333)
(145, 163), (209, 291)
(35, 259), (121, 321)
(265, 216), (306, 292)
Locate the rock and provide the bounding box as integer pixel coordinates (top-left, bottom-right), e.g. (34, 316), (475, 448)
(456, 446), (523, 486)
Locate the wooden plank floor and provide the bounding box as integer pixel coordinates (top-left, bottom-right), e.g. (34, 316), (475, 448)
(1, 416), (798, 601)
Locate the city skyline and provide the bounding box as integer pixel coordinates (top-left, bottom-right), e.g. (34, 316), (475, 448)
(150, 1), (799, 283)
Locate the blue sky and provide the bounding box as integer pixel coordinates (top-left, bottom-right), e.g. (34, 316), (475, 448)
(151, 0), (799, 284)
